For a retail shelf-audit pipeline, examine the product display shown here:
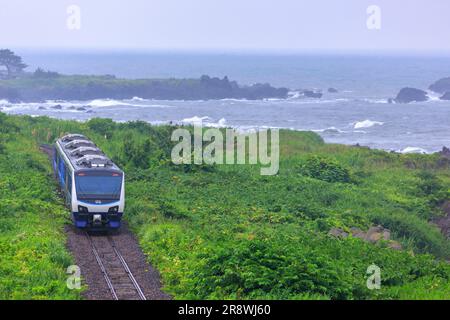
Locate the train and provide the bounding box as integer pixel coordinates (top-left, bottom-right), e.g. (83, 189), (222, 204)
(53, 134), (125, 229)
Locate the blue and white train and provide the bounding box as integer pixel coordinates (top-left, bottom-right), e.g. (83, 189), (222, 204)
(53, 134), (125, 229)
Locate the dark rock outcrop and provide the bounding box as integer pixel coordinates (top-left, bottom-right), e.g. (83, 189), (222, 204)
(393, 87), (428, 103)
(439, 146), (450, 159)
(0, 74), (290, 101)
(51, 104), (62, 110)
(328, 87), (338, 93)
(429, 77), (450, 94)
(303, 90), (323, 98)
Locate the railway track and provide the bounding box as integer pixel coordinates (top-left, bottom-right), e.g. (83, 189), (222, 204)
(86, 232), (147, 300)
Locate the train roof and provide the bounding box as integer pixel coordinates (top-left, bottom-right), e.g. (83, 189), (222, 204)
(56, 134), (123, 172)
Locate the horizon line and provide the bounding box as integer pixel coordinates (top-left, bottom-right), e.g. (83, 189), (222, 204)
(8, 46), (450, 57)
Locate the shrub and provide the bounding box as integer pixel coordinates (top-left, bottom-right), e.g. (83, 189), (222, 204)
(298, 155), (351, 183)
(87, 118), (116, 138)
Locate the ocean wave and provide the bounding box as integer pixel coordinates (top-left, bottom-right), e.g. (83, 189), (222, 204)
(398, 147), (429, 154)
(181, 116), (212, 124)
(0, 99), (9, 105)
(312, 127), (345, 134)
(87, 99), (135, 107)
(352, 120), (384, 129)
(363, 98), (388, 104)
(88, 99), (175, 108)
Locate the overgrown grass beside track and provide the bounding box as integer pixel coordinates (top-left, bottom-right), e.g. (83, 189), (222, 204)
(0, 113), (80, 299)
(3, 114), (450, 300)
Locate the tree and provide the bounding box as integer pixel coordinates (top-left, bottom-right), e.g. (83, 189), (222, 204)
(0, 49), (27, 78)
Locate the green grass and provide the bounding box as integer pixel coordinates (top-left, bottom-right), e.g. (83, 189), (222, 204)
(0, 116), (81, 299)
(2, 114), (450, 300)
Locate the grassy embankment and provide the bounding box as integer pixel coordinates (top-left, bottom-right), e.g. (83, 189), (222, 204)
(0, 113), (80, 299)
(2, 114), (450, 300)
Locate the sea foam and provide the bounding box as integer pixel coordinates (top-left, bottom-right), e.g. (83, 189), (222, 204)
(353, 120), (384, 129)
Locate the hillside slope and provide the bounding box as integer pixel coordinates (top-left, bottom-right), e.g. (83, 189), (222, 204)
(4, 114), (450, 300)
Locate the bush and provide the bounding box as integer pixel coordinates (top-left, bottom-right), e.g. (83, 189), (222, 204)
(86, 118), (116, 138)
(298, 156), (351, 183)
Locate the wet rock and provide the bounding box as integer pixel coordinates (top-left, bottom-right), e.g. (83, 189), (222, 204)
(429, 77), (450, 94)
(303, 90), (323, 98)
(51, 104), (63, 110)
(76, 107), (87, 111)
(328, 88), (338, 93)
(38, 106), (46, 110)
(365, 225), (391, 243)
(329, 225), (398, 249)
(329, 228), (349, 238)
(439, 147), (450, 159)
(350, 227), (365, 239)
(388, 241), (402, 250)
(68, 106), (76, 110)
(86, 110), (94, 114)
(394, 87), (429, 103)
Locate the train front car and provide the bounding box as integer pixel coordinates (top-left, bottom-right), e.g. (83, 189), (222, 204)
(55, 134), (125, 230)
(74, 166), (125, 229)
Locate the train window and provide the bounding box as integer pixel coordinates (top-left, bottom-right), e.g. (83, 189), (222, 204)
(59, 159), (66, 187)
(76, 172), (122, 200)
(66, 170), (72, 194)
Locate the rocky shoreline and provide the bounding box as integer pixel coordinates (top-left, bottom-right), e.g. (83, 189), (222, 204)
(389, 76), (450, 103)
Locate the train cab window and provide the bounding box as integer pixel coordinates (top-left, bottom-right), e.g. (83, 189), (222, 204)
(76, 172), (122, 201)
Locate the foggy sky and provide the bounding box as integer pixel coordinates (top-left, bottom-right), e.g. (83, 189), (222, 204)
(1, 0), (449, 53)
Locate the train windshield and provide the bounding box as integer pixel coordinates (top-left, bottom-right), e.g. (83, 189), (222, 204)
(75, 172), (122, 200)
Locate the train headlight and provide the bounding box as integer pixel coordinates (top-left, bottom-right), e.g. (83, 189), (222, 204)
(108, 206), (119, 214)
(78, 205), (89, 213)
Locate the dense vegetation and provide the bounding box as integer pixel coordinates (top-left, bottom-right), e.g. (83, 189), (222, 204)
(0, 72), (288, 102)
(2, 114), (450, 300)
(0, 113), (80, 299)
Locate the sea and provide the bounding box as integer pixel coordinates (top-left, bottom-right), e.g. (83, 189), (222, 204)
(2, 50), (450, 153)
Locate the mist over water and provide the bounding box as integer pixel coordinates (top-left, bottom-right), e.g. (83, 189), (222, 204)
(3, 52), (450, 153)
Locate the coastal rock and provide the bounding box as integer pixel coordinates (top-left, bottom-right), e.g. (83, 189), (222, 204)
(429, 77), (450, 94)
(51, 104), (62, 110)
(328, 88), (338, 93)
(439, 92), (450, 100)
(329, 225), (399, 249)
(394, 87), (429, 103)
(366, 226), (390, 243)
(439, 146), (450, 159)
(303, 90), (323, 98)
(329, 228), (349, 238)
(388, 241), (402, 250)
(38, 106), (46, 110)
(0, 74), (290, 101)
(76, 107), (86, 111)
